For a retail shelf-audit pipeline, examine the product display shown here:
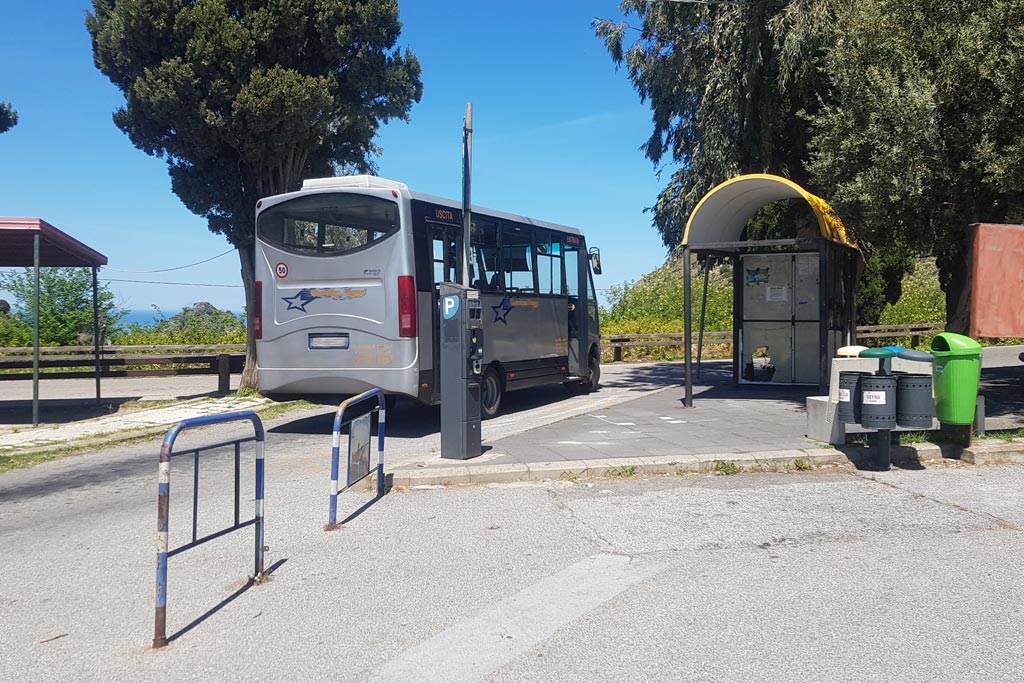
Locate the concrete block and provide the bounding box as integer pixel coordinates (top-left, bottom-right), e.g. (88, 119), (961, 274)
(906, 442), (943, 461)
(962, 444), (1024, 465)
(806, 396), (846, 445)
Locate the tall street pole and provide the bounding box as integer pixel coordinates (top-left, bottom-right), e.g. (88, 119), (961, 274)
(462, 103), (473, 286)
(32, 233), (40, 427)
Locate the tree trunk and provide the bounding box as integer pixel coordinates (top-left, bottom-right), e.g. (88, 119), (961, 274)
(942, 244), (972, 335)
(237, 244), (259, 391)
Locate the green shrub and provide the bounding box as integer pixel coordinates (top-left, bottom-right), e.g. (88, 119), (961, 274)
(603, 255), (732, 329)
(109, 303), (246, 345)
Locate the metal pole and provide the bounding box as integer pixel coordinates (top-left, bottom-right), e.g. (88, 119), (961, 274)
(376, 402), (387, 498)
(696, 256), (710, 379)
(93, 266), (101, 403)
(461, 103), (473, 286)
(253, 438), (265, 580)
(32, 234), (40, 427)
(683, 247), (693, 408)
(153, 441), (171, 649)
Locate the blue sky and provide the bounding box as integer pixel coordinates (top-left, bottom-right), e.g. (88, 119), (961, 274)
(0, 1), (669, 313)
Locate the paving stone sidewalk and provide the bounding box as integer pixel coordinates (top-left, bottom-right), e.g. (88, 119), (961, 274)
(0, 396), (270, 452)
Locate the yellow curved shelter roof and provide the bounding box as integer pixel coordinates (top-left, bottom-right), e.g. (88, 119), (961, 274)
(682, 174), (855, 248)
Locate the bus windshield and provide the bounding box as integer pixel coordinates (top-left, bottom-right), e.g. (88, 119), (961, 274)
(257, 192), (399, 256)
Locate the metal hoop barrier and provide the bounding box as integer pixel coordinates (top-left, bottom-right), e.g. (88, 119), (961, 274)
(153, 410), (266, 649)
(329, 388), (387, 526)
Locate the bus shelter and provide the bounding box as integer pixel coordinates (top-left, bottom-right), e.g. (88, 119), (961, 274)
(680, 175), (860, 406)
(0, 217), (108, 425)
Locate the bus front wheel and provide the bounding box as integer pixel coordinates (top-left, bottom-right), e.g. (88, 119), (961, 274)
(481, 365), (503, 419)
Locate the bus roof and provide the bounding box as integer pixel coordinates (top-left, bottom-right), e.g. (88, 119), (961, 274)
(299, 175), (584, 237)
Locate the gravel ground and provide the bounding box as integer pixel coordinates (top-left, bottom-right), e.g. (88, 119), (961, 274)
(2, 459), (1023, 682)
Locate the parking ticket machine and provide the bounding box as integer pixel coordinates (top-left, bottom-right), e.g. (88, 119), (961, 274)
(439, 282), (483, 459)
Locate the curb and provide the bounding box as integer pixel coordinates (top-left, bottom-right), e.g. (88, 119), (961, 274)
(868, 439), (1024, 466)
(961, 438), (1024, 465)
(384, 439), (1024, 489)
(387, 448), (848, 488)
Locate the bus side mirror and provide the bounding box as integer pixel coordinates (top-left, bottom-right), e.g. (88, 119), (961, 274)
(589, 247), (602, 275)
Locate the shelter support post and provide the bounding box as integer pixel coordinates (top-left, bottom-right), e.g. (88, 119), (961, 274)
(696, 255), (710, 379)
(683, 247), (693, 407)
(32, 234), (40, 427)
(93, 266), (101, 403)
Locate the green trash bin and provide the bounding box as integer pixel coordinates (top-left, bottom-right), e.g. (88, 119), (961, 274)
(931, 333), (983, 425)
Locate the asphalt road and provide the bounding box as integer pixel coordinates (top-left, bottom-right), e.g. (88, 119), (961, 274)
(2, 444), (1024, 681)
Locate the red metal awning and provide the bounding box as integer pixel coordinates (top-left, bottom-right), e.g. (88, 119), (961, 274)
(0, 217), (108, 267)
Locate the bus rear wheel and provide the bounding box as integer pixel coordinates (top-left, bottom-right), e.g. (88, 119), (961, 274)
(481, 365), (503, 419)
(580, 349), (601, 393)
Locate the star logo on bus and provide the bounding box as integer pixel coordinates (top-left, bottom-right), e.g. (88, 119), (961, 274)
(282, 289), (316, 312)
(492, 297), (513, 324)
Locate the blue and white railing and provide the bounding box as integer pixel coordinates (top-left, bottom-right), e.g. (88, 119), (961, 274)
(153, 410), (265, 649)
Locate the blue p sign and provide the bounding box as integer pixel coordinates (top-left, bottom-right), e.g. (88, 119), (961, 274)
(442, 295), (460, 320)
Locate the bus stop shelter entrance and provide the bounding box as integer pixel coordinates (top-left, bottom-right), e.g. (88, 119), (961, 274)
(0, 217), (108, 425)
(680, 175), (860, 407)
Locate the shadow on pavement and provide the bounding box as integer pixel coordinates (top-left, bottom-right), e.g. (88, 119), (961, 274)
(683, 363), (815, 409)
(0, 399), (146, 427)
(168, 558), (287, 644)
(268, 380), (605, 438)
(980, 364), (1024, 422)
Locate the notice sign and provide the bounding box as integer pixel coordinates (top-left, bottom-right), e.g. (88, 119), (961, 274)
(766, 285), (789, 303)
(839, 388), (851, 402)
(346, 412), (372, 488)
(862, 391), (887, 405)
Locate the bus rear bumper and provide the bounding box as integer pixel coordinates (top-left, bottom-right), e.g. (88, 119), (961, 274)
(257, 368), (419, 399)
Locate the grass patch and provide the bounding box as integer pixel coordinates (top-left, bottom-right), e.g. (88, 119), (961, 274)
(607, 464), (638, 478)
(713, 460), (741, 476)
(793, 458), (814, 471)
(978, 427), (1024, 442)
(845, 427), (1024, 448)
(255, 399), (315, 420)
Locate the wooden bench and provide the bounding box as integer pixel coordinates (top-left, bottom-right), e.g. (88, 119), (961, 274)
(0, 345), (246, 393)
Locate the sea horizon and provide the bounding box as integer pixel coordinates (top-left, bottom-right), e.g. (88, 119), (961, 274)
(119, 309), (244, 327)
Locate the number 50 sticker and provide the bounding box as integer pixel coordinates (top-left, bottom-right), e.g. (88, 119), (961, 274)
(275, 262), (289, 279)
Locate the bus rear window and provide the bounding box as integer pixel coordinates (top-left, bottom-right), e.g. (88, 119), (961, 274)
(258, 192), (399, 256)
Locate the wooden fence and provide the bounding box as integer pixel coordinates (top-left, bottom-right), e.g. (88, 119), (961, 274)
(0, 344), (246, 392)
(602, 322), (945, 362)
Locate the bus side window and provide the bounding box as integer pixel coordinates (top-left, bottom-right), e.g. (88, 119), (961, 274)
(501, 223), (535, 294)
(471, 218), (501, 291)
(536, 231), (565, 295)
(431, 228), (458, 285)
(564, 245), (580, 297)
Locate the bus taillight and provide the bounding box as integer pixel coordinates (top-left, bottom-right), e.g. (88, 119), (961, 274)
(254, 280), (263, 340)
(398, 275), (416, 337)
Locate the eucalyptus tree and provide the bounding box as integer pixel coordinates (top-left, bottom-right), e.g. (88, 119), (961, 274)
(594, 0), (837, 249)
(87, 0), (422, 387)
(807, 0), (1024, 327)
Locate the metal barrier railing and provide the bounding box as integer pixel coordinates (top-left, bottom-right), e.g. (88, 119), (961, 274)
(328, 388), (387, 527)
(153, 410), (265, 649)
